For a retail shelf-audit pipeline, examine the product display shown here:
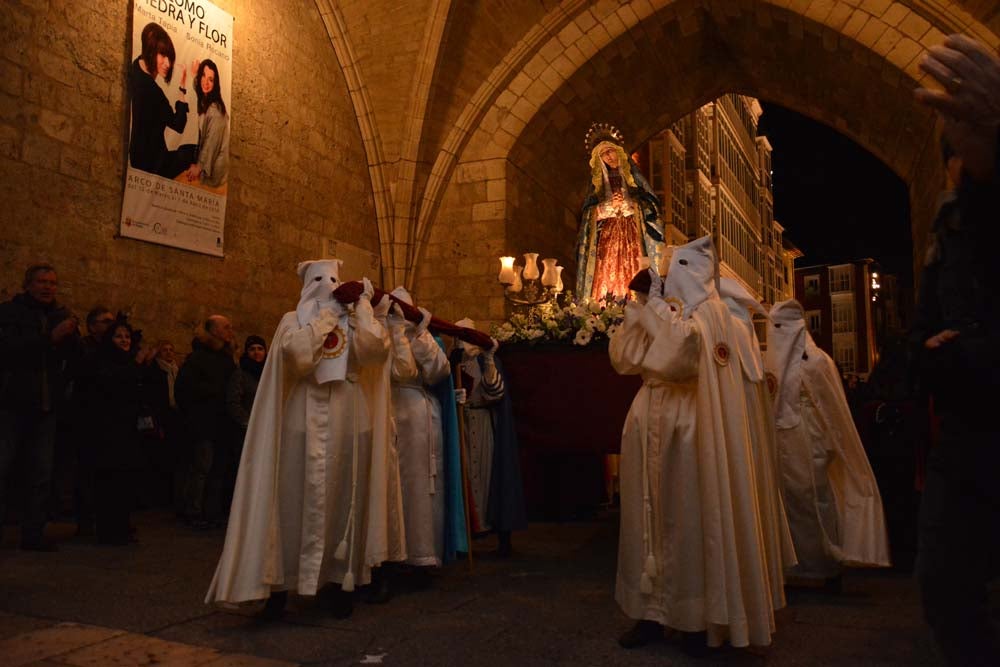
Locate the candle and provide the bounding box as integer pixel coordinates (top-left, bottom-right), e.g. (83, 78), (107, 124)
(522, 252), (540, 281)
(511, 266), (523, 292)
(541, 258), (559, 287)
(498, 256), (516, 285)
(554, 266), (564, 293)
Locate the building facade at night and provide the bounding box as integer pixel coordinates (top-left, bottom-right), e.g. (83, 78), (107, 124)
(635, 94), (798, 307)
(794, 259), (879, 378)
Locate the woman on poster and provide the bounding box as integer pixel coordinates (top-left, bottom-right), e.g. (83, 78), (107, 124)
(575, 123), (665, 301)
(129, 22), (192, 179)
(184, 59), (230, 188)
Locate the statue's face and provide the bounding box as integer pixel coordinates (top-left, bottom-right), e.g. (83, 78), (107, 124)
(600, 146), (619, 169)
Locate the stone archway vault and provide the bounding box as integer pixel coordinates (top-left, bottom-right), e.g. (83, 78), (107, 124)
(315, 0), (997, 323)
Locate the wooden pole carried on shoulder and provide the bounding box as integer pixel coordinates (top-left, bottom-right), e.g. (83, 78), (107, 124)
(452, 359), (475, 572)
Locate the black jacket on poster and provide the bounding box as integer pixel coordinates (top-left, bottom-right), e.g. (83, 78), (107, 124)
(128, 57), (189, 178)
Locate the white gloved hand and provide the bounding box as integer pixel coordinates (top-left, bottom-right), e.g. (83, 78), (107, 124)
(315, 308), (339, 334)
(372, 294), (391, 321)
(647, 267), (664, 300)
(454, 388), (467, 404)
(361, 277), (375, 301)
(415, 307), (432, 336)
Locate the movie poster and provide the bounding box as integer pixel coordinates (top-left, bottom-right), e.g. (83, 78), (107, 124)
(121, 0), (234, 257)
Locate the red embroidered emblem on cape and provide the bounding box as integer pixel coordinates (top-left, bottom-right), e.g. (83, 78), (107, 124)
(713, 342), (730, 366)
(765, 371), (779, 399)
(322, 325), (347, 358)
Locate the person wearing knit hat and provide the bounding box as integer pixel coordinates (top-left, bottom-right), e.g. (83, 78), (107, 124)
(226, 334), (267, 449)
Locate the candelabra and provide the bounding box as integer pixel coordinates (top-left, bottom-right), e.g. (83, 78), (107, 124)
(498, 253), (564, 306)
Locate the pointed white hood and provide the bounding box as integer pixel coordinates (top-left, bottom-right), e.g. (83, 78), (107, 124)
(766, 299), (807, 428)
(719, 277), (767, 382)
(661, 235), (718, 320)
(296, 259), (349, 384)
(296, 259), (345, 326)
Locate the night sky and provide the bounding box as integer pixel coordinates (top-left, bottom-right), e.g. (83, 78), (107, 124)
(757, 103), (914, 288)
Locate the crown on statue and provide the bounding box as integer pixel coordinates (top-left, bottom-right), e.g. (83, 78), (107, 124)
(584, 122), (624, 155)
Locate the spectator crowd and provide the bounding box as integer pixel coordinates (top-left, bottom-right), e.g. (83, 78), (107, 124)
(0, 263), (267, 549)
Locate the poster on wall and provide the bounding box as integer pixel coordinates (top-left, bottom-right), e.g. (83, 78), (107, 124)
(120, 0), (234, 257)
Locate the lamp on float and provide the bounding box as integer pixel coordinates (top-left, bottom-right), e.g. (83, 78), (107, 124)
(497, 253), (563, 306)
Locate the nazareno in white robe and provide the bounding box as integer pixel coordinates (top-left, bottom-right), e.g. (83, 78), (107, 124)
(389, 316), (451, 566)
(206, 297), (402, 604)
(719, 278), (797, 608)
(613, 235), (778, 648)
(765, 299), (890, 579)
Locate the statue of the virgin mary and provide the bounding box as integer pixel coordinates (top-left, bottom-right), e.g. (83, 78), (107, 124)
(575, 123), (665, 301)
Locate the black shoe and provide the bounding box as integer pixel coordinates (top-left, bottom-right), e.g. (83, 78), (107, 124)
(321, 587), (354, 619)
(679, 631), (711, 657)
(822, 574), (843, 594)
(258, 591), (287, 621)
(20, 540), (59, 552)
(618, 620), (663, 648)
(363, 567), (392, 604)
(410, 567), (433, 591)
(97, 537), (130, 546)
(496, 531), (513, 559)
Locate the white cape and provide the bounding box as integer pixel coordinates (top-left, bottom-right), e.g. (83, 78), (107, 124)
(614, 236), (778, 648)
(206, 307), (403, 604)
(766, 301), (890, 575)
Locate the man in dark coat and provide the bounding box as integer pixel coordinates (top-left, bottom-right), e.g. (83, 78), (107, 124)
(912, 34), (1000, 666)
(175, 315), (236, 528)
(69, 305), (115, 536)
(0, 264), (80, 550)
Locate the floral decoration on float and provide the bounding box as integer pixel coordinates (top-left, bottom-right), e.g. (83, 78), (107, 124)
(490, 293), (626, 348)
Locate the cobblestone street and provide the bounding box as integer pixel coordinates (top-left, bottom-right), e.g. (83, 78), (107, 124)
(1, 511), (942, 666)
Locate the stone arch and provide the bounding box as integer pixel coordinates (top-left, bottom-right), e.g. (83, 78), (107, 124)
(413, 0), (997, 323)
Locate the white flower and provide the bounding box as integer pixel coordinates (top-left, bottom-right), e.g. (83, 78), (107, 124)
(526, 328), (545, 340)
(574, 328), (593, 346)
(588, 301), (603, 314)
(606, 323), (620, 339)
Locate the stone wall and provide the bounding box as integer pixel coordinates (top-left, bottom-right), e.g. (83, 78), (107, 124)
(0, 0), (376, 354)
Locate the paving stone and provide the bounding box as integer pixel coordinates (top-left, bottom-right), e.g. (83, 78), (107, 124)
(58, 633), (220, 667)
(0, 623), (125, 667)
(0, 611), (55, 640)
(193, 653), (298, 667)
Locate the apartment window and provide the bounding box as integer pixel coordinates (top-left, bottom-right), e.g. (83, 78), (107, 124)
(833, 340), (856, 375)
(829, 265), (852, 292)
(832, 300), (855, 333)
(804, 274), (820, 298)
(806, 310), (822, 337)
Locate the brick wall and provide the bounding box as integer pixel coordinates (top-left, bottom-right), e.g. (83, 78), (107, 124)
(0, 1), (377, 354)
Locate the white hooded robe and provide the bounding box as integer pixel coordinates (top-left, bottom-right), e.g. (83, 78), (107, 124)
(765, 299), (890, 579)
(389, 287), (451, 565)
(206, 262), (398, 604)
(613, 236), (778, 648)
(719, 277), (797, 608)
